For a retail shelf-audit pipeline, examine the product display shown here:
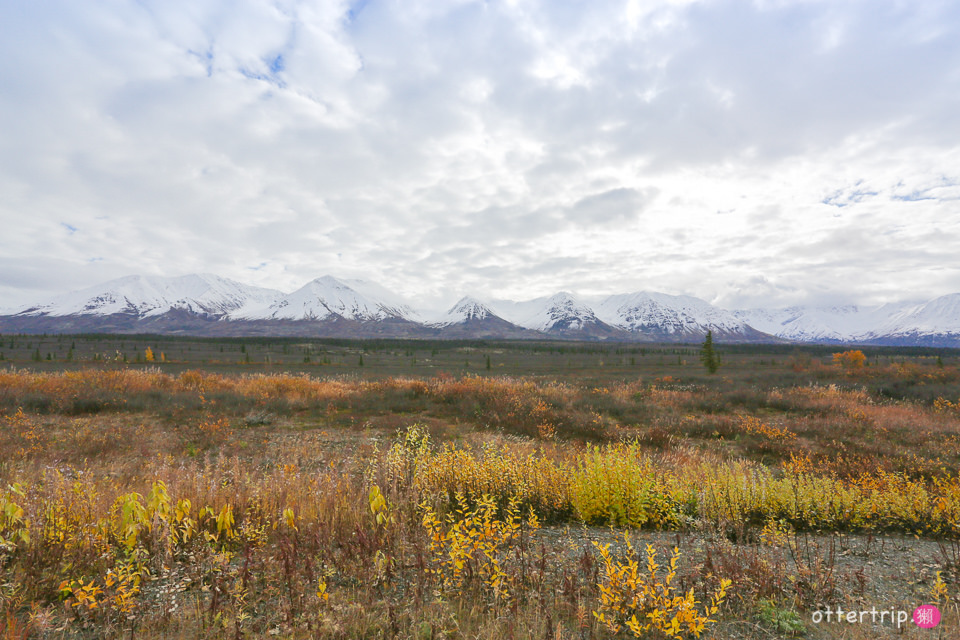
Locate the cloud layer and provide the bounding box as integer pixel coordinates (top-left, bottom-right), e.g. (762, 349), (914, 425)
(2, 0), (960, 311)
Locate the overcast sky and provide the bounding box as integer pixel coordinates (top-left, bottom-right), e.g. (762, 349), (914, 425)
(2, 0), (960, 311)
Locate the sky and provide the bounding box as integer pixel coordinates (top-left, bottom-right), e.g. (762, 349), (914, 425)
(2, 0), (960, 312)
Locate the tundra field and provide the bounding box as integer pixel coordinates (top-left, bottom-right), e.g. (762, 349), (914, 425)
(1, 335), (960, 639)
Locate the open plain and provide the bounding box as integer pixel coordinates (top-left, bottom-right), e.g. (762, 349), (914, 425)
(1, 335), (959, 639)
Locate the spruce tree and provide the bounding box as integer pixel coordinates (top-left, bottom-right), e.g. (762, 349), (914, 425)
(700, 330), (720, 374)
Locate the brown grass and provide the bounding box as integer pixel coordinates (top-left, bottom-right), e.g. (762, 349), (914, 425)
(1, 366), (959, 638)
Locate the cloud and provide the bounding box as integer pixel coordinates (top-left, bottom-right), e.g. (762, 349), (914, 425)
(1, 0), (960, 310)
(570, 187), (659, 224)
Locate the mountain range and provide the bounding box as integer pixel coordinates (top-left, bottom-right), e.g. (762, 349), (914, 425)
(3, 273), (960, 346)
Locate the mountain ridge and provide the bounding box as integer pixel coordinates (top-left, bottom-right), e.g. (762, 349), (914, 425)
(5, 273), (960, 345)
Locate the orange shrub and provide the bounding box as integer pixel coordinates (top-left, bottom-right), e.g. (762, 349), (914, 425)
(832, 350), (866, 370)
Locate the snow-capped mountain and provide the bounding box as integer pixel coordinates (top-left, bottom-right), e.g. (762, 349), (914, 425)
(739, 295), (960, 346)
(735, 306), (862, 343)
(336, 278), (423, 322)
(427, 297), (539, 339)
(434, 297), (499, 325)
(238, 276), (419, 323)
(8, 271), (960, 345)
(733, 300), (948, 344)
(596, 291), (763, 341)
(0, 274), (780, 341)
(492, 292), (615, 335)
(15, 274), (283, 319)
(869, 295), (960, 343)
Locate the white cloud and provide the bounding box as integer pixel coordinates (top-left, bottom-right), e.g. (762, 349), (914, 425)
(1, 0), (960, 311)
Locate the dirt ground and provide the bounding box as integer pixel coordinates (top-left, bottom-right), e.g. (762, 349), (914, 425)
(532, 525), (958, 639)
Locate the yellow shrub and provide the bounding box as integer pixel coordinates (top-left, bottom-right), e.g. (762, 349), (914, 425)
(571, 443), (687, 528)
(737, 415), (796, 441)
(0, 483), (30, 554)
(415, 443), (572, 518)
(593, 533), (730, 639)
(59, 549), (149, 617)
(420, 493), (539, 605)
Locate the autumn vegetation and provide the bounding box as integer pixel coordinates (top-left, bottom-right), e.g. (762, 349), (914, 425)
(0, 336), (959, 638)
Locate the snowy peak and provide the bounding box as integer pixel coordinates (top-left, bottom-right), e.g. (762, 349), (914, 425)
(733, 305), (878, 343)
(338, 278), (422, 321)
(492, 292), (605, 333)
(732, 300), (947, 344)
(244, 276), (416, 323)
(537, 292), (604, 332)
(437, 297), (498, 325)
(546, 291), (598, 329)
(16, 272), (960, 346)
(883, 294), (960, 336)
(597, 291), (752, 337)
(17, 274), (283, 319)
